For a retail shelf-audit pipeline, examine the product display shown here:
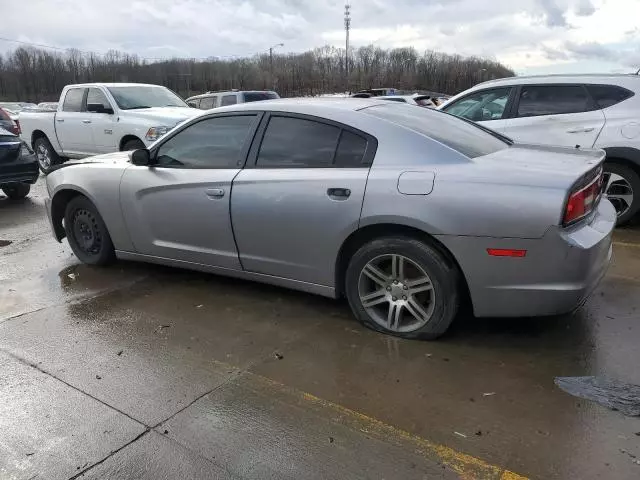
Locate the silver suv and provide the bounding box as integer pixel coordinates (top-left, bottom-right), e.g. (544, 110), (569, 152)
(186, 90), (280, 110)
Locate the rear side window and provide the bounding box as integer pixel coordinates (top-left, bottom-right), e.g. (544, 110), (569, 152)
(199, 97), (216, 109)
(364, 104), (509, 159)
(334, 131), (368, 167)
(243, 92), (279, 102)
(516, 85), (592, 117)
(62, 88), (85, 112)
(221, 95), (237, 106)
(587, 84), (634, 109)
(257, 116), (340, 168)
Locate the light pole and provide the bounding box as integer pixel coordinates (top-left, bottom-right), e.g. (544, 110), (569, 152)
(344, 4), (351, 93)
(269, 43), (284, 90)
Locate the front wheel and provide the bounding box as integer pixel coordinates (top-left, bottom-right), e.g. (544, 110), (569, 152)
(33, 137), (60, 174)
(64, 196), (115, 266)
(2, 183), (30, 199)
(345, 237), (460, 340)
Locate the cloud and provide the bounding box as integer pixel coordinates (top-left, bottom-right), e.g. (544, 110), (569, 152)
(0, 0), (636, 74)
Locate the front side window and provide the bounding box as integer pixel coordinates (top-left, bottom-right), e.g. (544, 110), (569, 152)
(587, 84), (634, 109)
(199, 97), (216, 109)
(62, 88), (86, 112)
(156, 115), (257, 168)
(443, 88), (511, 122)
(220, 95), (237, 106)
(86, 88), (112, 111)
(107, 86), (187, 110)
(516, 85), (591, 117)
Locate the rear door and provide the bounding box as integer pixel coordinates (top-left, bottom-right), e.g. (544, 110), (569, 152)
(502, 84), (605, 148)
(55, 87), (90, 154)
(86, 87), (118, 154)
(231, 113), (376, 286)
(441, 87), (514, 133)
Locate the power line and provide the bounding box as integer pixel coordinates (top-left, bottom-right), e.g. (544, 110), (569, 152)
(0, 36), (268, 62)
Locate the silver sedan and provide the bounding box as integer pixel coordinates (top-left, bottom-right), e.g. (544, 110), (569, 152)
(44, 99), (615, 339)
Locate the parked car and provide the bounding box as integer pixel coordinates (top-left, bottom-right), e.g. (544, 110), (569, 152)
(19, 83), (200, 173)
(186, 90), (280, 109)
(0, 107), (20, 135)
(0, 102), (25, 114)
(44, 99), (614, 339)
(378, 95), (438, 107)
(440, 74), (640, 225)
(0, 127), (39, 199)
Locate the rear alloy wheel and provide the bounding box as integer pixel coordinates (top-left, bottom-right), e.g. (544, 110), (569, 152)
(345, 237), (459, 340)
(64, 196), (115, 266)
(2, 183), (30, 199)
(604, 163), (640, 226)
(34, 137), (60, 174)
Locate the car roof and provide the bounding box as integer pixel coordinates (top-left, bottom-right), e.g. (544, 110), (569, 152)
(186, 90), (277, 101)
(65, 83), (168, 88)
(207, 97), (388, 114)
(474, 73), (640, 88)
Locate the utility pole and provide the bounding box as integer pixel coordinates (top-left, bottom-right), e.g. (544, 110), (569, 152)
(269, 43), (284, 90)
(344, 3), (351, 93)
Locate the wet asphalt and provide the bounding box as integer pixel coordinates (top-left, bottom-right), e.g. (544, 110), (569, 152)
(1, 179), (639, 480)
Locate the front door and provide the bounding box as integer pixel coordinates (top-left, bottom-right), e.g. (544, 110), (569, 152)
(231, 114), (374, 286)
(502, 84), (605, 148)
(56, 87), (91, 155)
(120, 113), (261, 269)
(86, 87), (118, 154)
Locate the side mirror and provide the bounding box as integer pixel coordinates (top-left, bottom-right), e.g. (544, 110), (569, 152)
(87, 103), (114, 114)
(129, 148), (152, 166)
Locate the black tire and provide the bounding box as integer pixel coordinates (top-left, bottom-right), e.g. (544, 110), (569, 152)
(2, 183), (30, 199)
(122, 138), (145, 151)
(33, 136), (60, 174)
(64, 196), (115, 266)
(345, 237), (459, 340)
(604, 162), (640, 226)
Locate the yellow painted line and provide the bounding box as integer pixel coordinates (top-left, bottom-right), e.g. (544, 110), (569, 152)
(211, 359), (529, 480)
(613, 241), (640, 248)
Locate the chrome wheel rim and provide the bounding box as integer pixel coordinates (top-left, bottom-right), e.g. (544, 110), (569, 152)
(36, 144), (51, 170)
(605, 172), (634, 219)
(358, 254), (435, 333)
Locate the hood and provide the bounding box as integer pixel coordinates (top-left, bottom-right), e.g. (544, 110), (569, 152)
(50, 151), (130, 171)
(121, 106), (199, 125)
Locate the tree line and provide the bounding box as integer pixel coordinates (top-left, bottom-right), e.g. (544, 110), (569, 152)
(0, 45), (515, 102)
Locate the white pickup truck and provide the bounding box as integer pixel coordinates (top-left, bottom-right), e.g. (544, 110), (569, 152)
(19, 83), (200, 172)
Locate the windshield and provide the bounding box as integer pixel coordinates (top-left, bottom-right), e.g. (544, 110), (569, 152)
(107, 86), (188, 110)
(363, 103), (510, 158)
(243, 92), (280, 102)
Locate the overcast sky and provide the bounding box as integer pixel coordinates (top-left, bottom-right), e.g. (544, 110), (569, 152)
(1, 0), (639, 74)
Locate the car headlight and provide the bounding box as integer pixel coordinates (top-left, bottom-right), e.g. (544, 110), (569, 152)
(145, 126), (170, 141)
(21, 141), (33, 156)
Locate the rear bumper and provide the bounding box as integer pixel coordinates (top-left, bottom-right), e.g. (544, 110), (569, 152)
(0, 152), (39, 185)
(436, 199), (616, 318)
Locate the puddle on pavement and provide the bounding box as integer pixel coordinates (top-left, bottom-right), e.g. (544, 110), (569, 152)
(555, 376), (640, 416)
(0, 240), (12, 247)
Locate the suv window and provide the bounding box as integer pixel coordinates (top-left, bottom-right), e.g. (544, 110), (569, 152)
(156, 115), (257, 168)
(221, 95), (237, 106)
(364, 103), (509, 159)
(62, 88), (85, 112)
(587, 84), (634, 109)
(443, 88), (511, 122)
(243, 92), (279, 102)
(187, 99), (200, 108)
(200, 97), (216, 109)
(86, 88), (111, 111)
(516, 85), (591, 117)
(257, 116), (342, 168)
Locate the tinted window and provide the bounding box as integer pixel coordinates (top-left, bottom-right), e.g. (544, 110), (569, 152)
(364, 103), (509, 158)
(443, 88), (511, 121)
(257, 116), (340, 168)
(86, 88), (111, 110)
(587, 84), (634, 109)
(199, 97), (216, 109)
(221, 95), (237, 106)
(187, 99), (200, 108)
(334, 131), (368, 167)
(243, 92), (279, 102)
(517, 85), (591, 117)
(156, 115), (256, 168)
(62, 88), (85, 112)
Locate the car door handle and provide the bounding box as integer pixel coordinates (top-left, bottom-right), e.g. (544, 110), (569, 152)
(82, 119), (92, 124)
(56, 118), (64, 123)
(205, 188), (225, 198)
(327, 188), (351, 200)
(567, 127), (594, 133)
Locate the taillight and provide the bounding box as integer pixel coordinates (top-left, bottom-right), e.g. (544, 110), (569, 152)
(14, 120), (21, 135)
(563, 169), (603, 226)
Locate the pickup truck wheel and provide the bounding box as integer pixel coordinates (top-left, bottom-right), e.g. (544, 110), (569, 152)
(2, 183), (30, 200)
(122, 139), (145, 151)
(34, 137), (60, 174)
(64, 196), (115, 266)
